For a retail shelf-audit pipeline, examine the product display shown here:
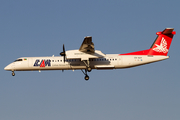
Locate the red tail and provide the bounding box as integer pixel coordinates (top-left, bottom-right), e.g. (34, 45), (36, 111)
(148, 28), (176, 56)
(120, 28), (176, 56)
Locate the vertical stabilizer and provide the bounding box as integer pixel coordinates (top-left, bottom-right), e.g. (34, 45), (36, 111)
(148, 28), (176, 56)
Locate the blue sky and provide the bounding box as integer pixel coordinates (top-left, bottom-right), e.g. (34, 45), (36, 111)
(1, 0), (180, 120)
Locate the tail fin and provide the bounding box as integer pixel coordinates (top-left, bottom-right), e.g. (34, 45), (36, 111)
(148, 28), (176, 56)
(120, 28), (176, 56)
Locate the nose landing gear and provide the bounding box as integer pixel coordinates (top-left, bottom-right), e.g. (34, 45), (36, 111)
(12, 71), (15, 76)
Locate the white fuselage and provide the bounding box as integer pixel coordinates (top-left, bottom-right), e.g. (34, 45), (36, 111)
(4, 54), (169, 71)
(4, 28), (175, 80)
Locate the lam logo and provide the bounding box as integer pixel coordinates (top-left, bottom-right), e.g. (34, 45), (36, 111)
(153, 37), (169, 53)
(34, 59), (51, 67)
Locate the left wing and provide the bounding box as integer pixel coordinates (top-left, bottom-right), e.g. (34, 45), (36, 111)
(79, 36), (95, 53)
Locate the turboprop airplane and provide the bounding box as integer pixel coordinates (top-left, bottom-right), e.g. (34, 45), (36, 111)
(4, 28), (176, 80)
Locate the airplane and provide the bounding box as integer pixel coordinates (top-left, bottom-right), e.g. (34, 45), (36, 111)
(4, 28), (176, 80)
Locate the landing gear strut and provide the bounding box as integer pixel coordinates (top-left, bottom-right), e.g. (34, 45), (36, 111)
(82, 60), (92, 72)
(81, 60), (92, 80)
(12, 71), (15, 76)
(81, 69), (89, 81)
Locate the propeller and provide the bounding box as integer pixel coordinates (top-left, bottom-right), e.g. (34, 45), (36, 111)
(60, 44), (66, 63)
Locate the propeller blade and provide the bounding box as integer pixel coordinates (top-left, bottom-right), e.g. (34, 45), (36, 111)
(63, 44), (65, 53)
(60, 44), (66, 63)
(63, 44), (66, 63)
(63, 55), (65, 63)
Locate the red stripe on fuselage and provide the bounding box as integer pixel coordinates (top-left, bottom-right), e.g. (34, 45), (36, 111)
(119, 49), (150, 55)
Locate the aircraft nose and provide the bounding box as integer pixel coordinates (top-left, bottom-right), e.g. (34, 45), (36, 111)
(4, 64), (12, 71)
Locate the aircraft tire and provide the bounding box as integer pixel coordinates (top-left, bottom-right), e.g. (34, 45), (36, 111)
(85, 75), (89, 81)
(12, 72), (15, 76)
(87, 67), (92, 72)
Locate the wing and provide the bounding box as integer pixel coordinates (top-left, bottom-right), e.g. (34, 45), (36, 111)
(66, 36), (105, 60)
(79, 36), (95, 53)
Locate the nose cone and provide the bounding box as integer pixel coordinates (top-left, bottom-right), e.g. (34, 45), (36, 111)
(4, 64), (12, 71)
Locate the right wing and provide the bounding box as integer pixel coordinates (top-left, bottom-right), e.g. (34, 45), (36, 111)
(79, 36), (95, 54)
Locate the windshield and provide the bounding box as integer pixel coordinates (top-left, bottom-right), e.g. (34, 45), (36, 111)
(14, 59), (23, 62)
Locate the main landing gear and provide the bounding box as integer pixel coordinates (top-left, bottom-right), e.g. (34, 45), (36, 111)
(12, 71), (15, 76)
(81, 69), (91, 81)
(87, 67), (92, 72)
(82, 60), (92, 80)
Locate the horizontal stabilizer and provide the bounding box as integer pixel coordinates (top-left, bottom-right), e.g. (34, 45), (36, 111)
(161, 28), (174, 35)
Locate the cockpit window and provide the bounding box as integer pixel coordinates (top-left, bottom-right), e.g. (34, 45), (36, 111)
(14, 59), (23, 62)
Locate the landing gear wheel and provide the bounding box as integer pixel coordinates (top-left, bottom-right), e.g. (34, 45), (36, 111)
(12, 71), (15, 76)
(87, 67), (92, 72)
(84, 75), (89, 81)
(81, 69), (90, 81)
